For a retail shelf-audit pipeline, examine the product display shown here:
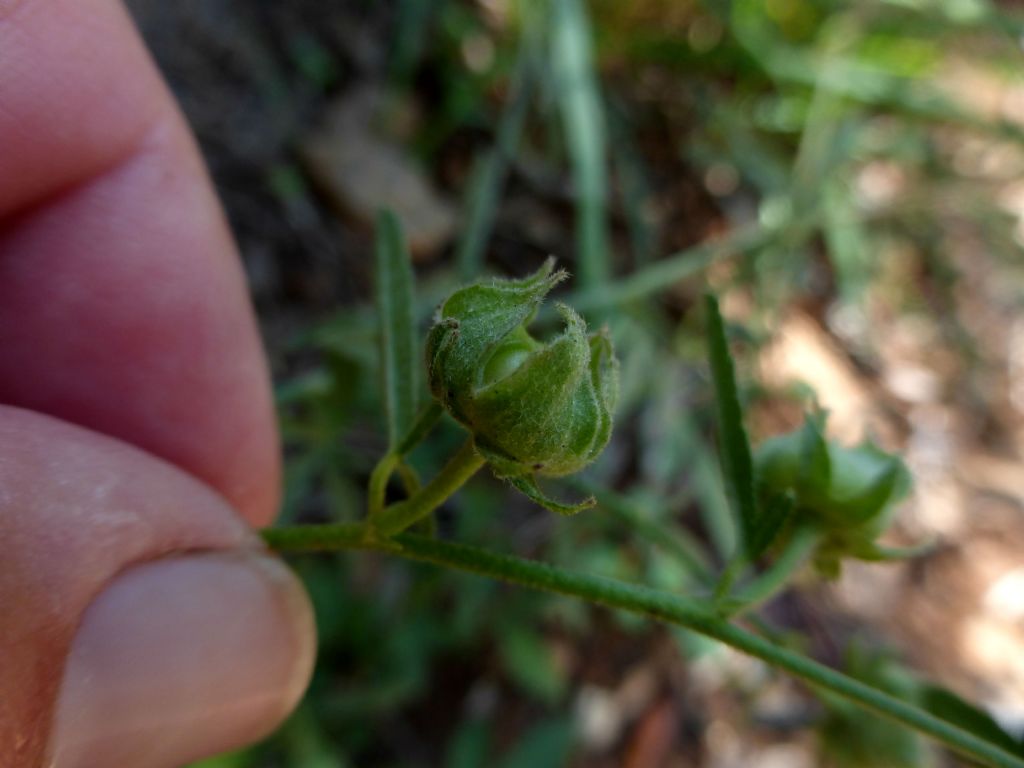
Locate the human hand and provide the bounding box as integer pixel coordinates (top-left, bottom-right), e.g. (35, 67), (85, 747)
(0, 1), (315, 766)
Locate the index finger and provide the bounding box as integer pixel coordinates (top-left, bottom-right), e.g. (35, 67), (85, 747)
(0, 0), (280, 525)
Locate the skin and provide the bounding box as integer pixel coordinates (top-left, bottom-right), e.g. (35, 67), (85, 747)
(0, 0), (295, 763)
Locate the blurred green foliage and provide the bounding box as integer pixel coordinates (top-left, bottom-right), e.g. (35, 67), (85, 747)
(206, 0), (1024, 764)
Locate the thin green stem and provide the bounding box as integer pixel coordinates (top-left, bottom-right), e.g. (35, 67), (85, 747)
(367, 452), (399, 518)
(569, 223), (772, 312)
(396, 461), (421, 496)
(370, 438), (485, 536)
(396, 402), (444, 456)
(563, 213), (825, 315)
(262, 523), (1024, 768)
(367, 402), (444, 518)
(723, 527), (822, 617)
(713, 554), (747, 602)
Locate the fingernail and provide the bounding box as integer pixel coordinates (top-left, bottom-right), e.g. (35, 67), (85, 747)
(49, 552), (316, 768)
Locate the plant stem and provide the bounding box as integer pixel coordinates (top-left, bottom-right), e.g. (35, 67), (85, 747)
(367, 452), (399, 518)
(370, 438), (485, 536)
(723, 526), (822, 617)
(570, 223), (772, 312)
(396, 461), (421, 496)
(713, 554), (746, 602)
(262, 523), (1024, 768)
(563, 212), (825, 315)
(367, 402), (444, 518)
(396, 402), (444, 456)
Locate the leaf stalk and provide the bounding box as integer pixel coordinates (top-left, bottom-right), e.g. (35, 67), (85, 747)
(261, 523), (1024, 768)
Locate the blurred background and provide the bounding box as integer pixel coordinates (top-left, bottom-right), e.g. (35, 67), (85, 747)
(124, 0), (1024, 765)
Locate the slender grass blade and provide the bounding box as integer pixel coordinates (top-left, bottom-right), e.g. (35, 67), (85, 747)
(375, 210), (418, 449)
(704, 294), (761, 558)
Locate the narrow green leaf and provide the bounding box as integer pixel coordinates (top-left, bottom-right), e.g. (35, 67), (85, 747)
(507, 474), (595, 516)
(919, 686), (1024, 758)
(551, 0), (610, 290)
(457, 40), (533, 280)
(704, 294), (762, 558)
(375, 210), (418, 449)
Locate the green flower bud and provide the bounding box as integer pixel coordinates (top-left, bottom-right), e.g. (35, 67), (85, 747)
(426, 259), (618, 497)
(754, 415), (912, 575)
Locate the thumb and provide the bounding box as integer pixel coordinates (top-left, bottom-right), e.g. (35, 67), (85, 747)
(0, 407), (315, 768)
